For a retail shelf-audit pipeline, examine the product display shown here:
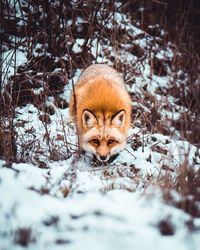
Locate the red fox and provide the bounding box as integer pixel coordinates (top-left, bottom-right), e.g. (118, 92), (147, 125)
(70, 64), (131, 162)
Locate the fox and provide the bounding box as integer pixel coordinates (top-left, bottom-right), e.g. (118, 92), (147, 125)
(70, 64), (132, 162)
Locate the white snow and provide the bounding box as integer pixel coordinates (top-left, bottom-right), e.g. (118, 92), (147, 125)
(1, 6), (200, 250)
(72, 39), (85, 54)
(0, 160), (198, 250)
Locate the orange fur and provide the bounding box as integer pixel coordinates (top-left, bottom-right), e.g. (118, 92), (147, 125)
(70, 64), (132, 162)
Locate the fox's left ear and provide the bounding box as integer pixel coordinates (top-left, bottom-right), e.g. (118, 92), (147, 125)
(111, 110), (125, 128)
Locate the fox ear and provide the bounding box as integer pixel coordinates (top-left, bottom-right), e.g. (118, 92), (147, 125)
(111, 110), (125, 128)
(82, 110), (97, 129)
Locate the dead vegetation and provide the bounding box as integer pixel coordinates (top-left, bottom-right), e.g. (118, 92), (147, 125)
(14, 227), (35, 247)
(0, 0), (200, 232)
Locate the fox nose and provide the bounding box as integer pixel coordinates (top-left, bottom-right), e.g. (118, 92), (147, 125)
(100, 155), (107, 161)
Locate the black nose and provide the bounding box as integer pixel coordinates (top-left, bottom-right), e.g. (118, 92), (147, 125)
(100, 155), (107, 161)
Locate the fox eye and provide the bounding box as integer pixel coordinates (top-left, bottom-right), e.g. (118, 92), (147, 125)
(91, 139), (100, 145)
(108, 139), (115, 145)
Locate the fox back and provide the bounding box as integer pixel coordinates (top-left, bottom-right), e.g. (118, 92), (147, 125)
(70, 64), (131, 162)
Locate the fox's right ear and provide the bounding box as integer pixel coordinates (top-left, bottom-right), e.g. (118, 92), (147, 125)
(82, 110), (97, 129)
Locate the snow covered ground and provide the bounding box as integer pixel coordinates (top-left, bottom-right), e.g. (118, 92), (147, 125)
(1, 2), (200, 250)
(1, 158), (200, 250)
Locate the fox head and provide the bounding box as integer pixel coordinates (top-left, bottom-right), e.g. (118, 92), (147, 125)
(80, 109), (128, 162)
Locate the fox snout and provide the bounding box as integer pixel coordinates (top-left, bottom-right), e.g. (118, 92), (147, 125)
(96, 145), (110, 162)
(96, 154), (109, 162)
(94, 151), (120, 163)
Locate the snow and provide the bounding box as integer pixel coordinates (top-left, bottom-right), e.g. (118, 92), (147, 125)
(1, 4), (200, 250)
(0, 161), (198, 250)
(72, 39), (85, 54)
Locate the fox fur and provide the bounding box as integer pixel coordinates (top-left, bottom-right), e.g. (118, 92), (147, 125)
(70, 64), (131, 162)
